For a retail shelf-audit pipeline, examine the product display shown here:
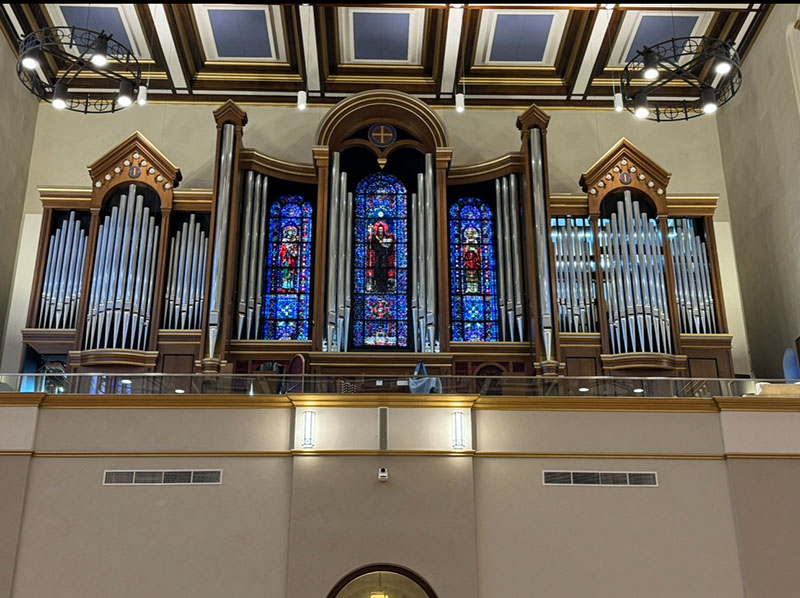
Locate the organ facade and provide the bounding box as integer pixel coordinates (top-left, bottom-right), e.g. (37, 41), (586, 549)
(19, 91), (734, 380)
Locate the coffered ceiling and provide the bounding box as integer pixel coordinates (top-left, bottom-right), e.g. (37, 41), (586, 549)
(0, 3), (772, 108)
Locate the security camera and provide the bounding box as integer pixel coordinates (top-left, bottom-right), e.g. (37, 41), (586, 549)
(377, 467), (389, 482)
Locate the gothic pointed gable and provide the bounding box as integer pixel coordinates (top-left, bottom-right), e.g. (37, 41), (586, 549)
(579, 137), (671, 214)
(87, 131), (182, 207)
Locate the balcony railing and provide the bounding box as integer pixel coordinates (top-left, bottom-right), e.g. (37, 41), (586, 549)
(0, 373), (793, 399)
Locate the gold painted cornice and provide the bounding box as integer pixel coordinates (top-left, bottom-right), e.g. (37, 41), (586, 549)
(473, 396), (718, 412)
(0, 393), (45, 407)
(288, 393), (479, 409)
(716, 397), (800, 411)
(40, 394), (292, 409)
(476, 452), (724, 460)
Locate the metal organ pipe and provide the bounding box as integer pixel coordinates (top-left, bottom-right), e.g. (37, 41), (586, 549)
(415, 175), (426, 352)
(325, 152), (341, 351)
(336, 173), (349, 348)
(237, 171), (255, 339)
(39, 211), (88, 329)
(245, 177), (261, 339)
(552, 217), (595, 334)
(669, 218), (717, 334)
(207, 122), (236, 358)
(508, 175), (525, 340)
(599, 190), (673, 354)
(500, 177), (515, 340)
(164, 216), (210, 332)
(343, 191), (354, 350)
(529, 129), (554, 359)
(83, 184), (160, 350)
(493, 179), (507, 342)
(424, 153), (437, 352)
(254, 176), (269, 337)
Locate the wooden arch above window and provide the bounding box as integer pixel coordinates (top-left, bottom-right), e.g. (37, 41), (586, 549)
(314, 90), (451, 155)
(579, 137), (671, 216)
(87, 131), (182, 211)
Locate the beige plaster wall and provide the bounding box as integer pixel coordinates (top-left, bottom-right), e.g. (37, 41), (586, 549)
(0, 456), (30, 598)
(475, 457), (745, 598)
(286, 455), (478, 598)
(0, 38), (38, 359)
(11, 456), (292, 598)
(726, 458), (800, 598)
(717, 4), (800, 377)
(1, 96), (750, 373)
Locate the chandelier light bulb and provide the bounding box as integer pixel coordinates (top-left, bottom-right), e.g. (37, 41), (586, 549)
(613, 92), (623, 112)
(21, 51), (39, 70)
(715, 60), (732, 75)
(117, 79), (133, 107)
(297, 90), (307, 110)
(701, 87), (717, 114)
(634, 92), (649, 119)
(455, 92), (465, 113)
(52, 82), (67, 109)
(90, 34), (109, 67)
(137, 84), (148, 105)
(642, 50), (659, 80)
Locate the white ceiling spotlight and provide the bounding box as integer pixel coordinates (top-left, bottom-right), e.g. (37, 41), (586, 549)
(455, 92), (465, 113)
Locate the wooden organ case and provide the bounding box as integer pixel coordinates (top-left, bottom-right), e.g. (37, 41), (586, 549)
(19, 93), (734, 380)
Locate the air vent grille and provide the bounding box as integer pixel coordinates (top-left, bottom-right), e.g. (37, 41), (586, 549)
(543, 470), (657, 487)
(104, 470), (223, 486)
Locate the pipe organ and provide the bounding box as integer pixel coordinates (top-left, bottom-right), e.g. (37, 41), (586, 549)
(19, 94), (734, 380)
(84, 184), (161, 351)
(163, 214), (209, 331)
(38, 211), (88, 330)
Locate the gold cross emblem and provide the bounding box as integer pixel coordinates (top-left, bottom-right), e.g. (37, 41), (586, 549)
(371, 124), (394, 146)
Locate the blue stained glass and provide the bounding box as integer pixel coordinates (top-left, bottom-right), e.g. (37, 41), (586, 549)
(262, 195), (312, 340)
(353, 173), (409, 348)
(448, 197), (499, 342)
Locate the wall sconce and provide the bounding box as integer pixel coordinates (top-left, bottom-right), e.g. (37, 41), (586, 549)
(451, 411), (466, 450)
(301, 410), (316, 448)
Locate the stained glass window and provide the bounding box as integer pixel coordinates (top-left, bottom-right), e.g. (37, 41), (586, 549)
(449, 197), (499, 342)
(262, 195), (312, 340)
(353, 173), (408, 348)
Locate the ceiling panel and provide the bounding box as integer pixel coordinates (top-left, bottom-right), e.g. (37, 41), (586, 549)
(0, 3), (773, 108)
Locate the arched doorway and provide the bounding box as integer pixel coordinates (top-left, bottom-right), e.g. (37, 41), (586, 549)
(327, 565), (438, 598)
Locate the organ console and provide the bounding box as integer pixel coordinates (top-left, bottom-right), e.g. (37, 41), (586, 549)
(18, 91), (734, 381)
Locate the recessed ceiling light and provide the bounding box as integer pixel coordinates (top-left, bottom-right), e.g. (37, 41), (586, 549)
(633, 388), (645, 394)
(578, 387), (590, 393)
(175, 389), (185, 394)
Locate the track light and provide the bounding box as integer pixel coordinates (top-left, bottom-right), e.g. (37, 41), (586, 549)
(90, 34), (109, 67)
(642, 50), (659, 80)
(455, 92), (465, 113)
(634, 92), (649, 119)
(21, 48), (40, 70)
(52, 82), (67, 109)
(117, 79), (133, 107)
(137, 84), (147, 106)
(701, 87), (717, 114)
(613, 92), (623, 112)
(715, 60), (732, 75)
(297, 90), (307, 110)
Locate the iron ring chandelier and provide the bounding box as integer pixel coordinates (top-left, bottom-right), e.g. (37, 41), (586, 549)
(619, 36), (742, 122)
(17, 26), (143, 114)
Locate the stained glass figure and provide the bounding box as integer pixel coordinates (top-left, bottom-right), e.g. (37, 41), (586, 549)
(353, 173), (408, 348)
(449, 197), (500, 342)
(263, 195), (312, 340)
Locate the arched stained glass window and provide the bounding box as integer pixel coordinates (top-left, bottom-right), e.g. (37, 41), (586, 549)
(449, 197), (499, 342)
(263, 195), (312, 340)
(353, 173), (408, 348)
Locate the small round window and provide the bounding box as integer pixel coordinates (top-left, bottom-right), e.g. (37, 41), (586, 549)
(330, 568), (436, 598)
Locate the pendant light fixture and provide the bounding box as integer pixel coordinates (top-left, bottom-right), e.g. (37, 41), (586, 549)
(618, 36), (741, 122)
(17, 26), (142, 114)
